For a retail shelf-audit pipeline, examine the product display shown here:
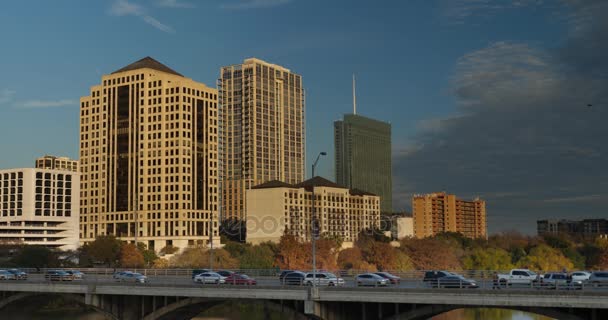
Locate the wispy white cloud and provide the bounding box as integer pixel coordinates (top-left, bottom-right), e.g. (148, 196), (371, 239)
(0, 89), (16, 105)
(109, 0), (174, 33)
(15, 99), (76, 109)
(156, 0), (195, 8)
(443, 0), (545, 22)
(543, 194), (605, 203)
(221, 0), (292, 10)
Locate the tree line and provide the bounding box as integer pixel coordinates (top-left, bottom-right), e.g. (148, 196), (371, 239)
(0, 231), (606, 272)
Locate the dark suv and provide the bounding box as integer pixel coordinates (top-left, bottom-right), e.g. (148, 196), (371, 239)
(423, 271), (453, 287)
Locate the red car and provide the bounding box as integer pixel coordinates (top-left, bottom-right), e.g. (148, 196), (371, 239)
(225, 274), (257, 285)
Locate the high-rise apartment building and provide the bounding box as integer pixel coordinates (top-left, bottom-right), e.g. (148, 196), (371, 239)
(79, 57), (220, 251)
(335, 114), (392, 212)
(412, 192), (486, 239)
(219, 58), (305, 221)
(246, 177), (380, 244)
(0, 168), (79, 250)
(36, 155), (79, 172)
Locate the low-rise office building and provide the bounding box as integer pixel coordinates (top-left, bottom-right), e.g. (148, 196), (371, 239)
(246, 177), (380, 245)
(391, 216), (414, 239)
(36, 155), (79, 172)
(537, 219), (608, 238)
(0, 168), (79, 250)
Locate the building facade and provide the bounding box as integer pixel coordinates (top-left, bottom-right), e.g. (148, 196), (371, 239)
(36, 155), (79, 172)
(246, 177), (380, 245)
(537, 219), (608, 238)
(391, 216), (414, 240)
(412, 192), (486, 239)
(219, 58), (305, 221)
(0, 168), (79, 250)
(334, 114), (392, 213)
(79, 57), (220, 251)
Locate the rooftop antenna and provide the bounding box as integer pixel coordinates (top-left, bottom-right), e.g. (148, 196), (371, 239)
(352, 74), (357, 115)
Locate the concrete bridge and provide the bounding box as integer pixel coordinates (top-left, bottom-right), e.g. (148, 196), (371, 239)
(0, 282), (607, 320)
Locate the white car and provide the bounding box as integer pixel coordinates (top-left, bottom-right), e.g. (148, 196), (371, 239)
(304, 272), (345, 286)
(570, 271), (591, 283)
(193, 272), (225, 284)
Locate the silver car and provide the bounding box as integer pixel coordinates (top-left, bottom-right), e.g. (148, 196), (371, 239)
(193, 272), (225, 284)
(0, 270), (16, 280)
(304, 272), (345, 286)
(116, 271), (148, 283)
(570, 271), (591, 283)
(355, 273), (389, 287)
(588, 272), (608, 287)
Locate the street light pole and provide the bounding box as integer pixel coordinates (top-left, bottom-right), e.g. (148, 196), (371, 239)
(311, 151), (326, 287)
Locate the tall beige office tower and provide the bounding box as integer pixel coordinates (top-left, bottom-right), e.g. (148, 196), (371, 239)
(219, 58), (305, 221)
(79, 57), (220, 251)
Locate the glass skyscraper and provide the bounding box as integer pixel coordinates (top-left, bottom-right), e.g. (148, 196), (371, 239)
(334, 114), (392, 213)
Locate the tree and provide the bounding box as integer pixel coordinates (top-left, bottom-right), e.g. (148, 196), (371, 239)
(81, 235), (122, 267)
(120, 243), (144, 268)
(136, 242), (159, 268)
(361, 241), (397, 271)
(462, 247), (514, 270)
(517, 244), (574, 271)
(11, 246), (59, 268)
(275, 234), (310, 270)
(239, 244), (276, 269)
(401, 238), (462, 270)
(337, 247), (376, 271)
(170, 248), (238, 269)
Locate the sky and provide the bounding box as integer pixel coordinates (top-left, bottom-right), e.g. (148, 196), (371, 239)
(0, 0), (606, 234)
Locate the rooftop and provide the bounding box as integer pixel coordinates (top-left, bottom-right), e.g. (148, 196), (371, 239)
(112, 56), (183, 77)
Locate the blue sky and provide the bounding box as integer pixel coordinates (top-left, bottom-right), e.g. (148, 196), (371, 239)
(0, 0), (606, 234)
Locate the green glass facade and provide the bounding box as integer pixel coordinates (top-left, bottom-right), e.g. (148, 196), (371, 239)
(334, 114), (392, 213)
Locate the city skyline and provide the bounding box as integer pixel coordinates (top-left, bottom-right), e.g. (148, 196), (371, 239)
(0, 1), (607, 234)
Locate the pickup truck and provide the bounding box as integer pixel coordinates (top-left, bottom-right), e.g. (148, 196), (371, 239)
(495, 269), (538, 286)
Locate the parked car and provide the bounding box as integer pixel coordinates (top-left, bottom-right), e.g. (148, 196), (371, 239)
(355, 273), (389, 287)
(589, 272), (608, 287)
(216, 270), (235, 277)
(116, 271), (148, 283)
(570, 271), (591, 283)
(45, 270), (73, 281)
(225, 273), (257, 285)
(279, 270), (295, 282)
(539, 273), (570, 289)
(423, 271), (453, 287)
(304, 272), (345, 286)
(433, 275), (478, 289)
(192, 269), (211, 279)
(194, 272), (225, 284)
(66, 270), (84, 280)
(7, 269), (27, 280)
(0, 270), (17, 280)
(373, 272), (400, 285)
(282, 271), (306, 286)
(496, 269), (538, 286)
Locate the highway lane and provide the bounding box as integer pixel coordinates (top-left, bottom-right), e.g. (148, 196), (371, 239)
(14, 274), (608, 291)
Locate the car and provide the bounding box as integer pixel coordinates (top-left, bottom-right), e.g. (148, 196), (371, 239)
(355, 273), (389, 287)
(192, 269), (211, 279)
(588, 272), (608, 287)
(423, 271), (453, 287)
(281, 271), (306, 285)
(66, 270), (84, 280)
(279, 270), (295, 282)
(433, 275), (478, 289)
(570, 271), (591, 283)
(45, 270), (73, 281)
(539, 273), (570, 289)
(0, 270), (17, 280)
(7, 269), (27, 280)
(216, 270), (235, 277)
(113, 271), (129, 279)
(225, 273), (257, 285)
(116, 271), (148, 283)
(496, 269), (538, 286)
(373, 272), (400, 285)
(304, 272), (345, 286)
(193, 272), (225, 284)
